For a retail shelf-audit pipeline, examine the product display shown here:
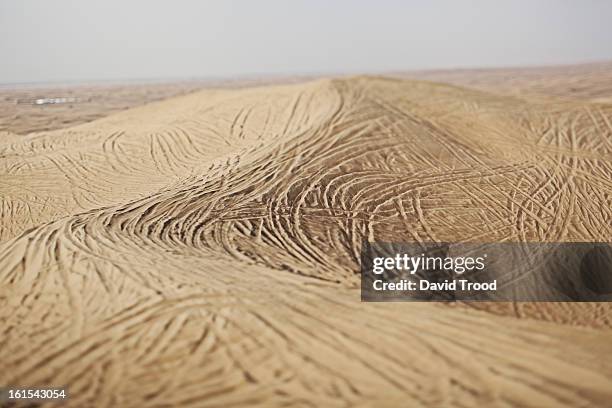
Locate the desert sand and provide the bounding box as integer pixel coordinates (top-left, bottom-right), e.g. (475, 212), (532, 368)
(1, 65), (612, 407)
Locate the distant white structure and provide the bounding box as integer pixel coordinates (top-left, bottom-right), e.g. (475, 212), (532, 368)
(15, 96), (81, 105)
(33, 97), (79, 105)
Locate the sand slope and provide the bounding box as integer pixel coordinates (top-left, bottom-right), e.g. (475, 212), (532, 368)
(402, 61), (612, 102)
(1, 77), (612, 407)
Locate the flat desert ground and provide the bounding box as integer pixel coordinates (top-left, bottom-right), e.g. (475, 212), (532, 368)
(1, 64), (612, 407)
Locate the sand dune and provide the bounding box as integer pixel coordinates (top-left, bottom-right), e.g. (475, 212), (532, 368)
(0, 76), (314, 136)
(0, 82), (209, 135)
(1, 76), (612, 407)
(402, 61), (612, 102)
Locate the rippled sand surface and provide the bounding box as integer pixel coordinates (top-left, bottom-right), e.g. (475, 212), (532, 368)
(1, 72), (611, 407)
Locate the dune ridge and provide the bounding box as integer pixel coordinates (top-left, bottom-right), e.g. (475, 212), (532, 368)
(1, 77), (612, 407)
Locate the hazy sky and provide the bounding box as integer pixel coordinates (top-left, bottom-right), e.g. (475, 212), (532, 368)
(1, 0), (611, 84)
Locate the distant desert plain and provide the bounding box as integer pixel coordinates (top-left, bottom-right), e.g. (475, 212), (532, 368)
(1, 63), (612, 407)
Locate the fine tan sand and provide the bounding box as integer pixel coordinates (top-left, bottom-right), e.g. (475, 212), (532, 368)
(0, 82), (206, 135)
(1, 66), (612, 407)
(400, 61), (612, 102)
(0, 76), (314, 135)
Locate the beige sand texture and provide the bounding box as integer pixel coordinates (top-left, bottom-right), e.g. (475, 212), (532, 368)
(1, 74), (612, 407)
(0, 82), (207, 135)
(402, 61), (612, 103)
